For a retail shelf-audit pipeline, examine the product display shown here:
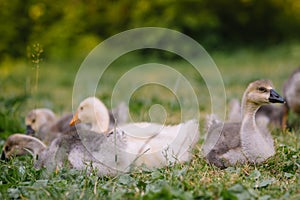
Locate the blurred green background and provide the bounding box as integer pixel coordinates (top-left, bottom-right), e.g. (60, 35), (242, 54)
(1, 0), (300, 60)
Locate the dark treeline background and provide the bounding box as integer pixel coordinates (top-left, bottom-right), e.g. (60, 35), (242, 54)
(1, 0), (300, 60)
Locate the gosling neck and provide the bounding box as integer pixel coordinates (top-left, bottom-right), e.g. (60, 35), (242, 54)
(90, 101), (110, 134)
(241, 95), (260, 131)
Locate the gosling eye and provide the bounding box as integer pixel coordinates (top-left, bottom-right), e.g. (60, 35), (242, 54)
(5, 146), (10, 152)
(258, 87), (267, 93)
(32, 119), (36, 123)
(80, 106), (84, 111)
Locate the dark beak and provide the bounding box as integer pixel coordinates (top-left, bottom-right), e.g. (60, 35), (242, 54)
(1, 151), (7, 161)
(269, 89), (285, 103)
(26, 125), (35, 135)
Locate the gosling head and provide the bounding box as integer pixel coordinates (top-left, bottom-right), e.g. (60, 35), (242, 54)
(244, 80), (285, 106)
(1, 134), (46, 160)
(25, 108), (56, 135)
(69, 97), (110, 133)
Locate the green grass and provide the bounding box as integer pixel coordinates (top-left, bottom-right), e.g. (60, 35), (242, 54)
(1, 43), (300, 199)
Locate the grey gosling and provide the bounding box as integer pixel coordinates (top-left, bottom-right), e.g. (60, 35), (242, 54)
(1, 131), (128, 176)
(203, 80), (285, 169)
(282, 67), (300, 128)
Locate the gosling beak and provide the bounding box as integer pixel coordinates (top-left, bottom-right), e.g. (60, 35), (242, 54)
(69, 112), (81, 126)
(1, 151), (7, 161)
(269, 89), (285, 103)
(26, 125), (35, 135)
